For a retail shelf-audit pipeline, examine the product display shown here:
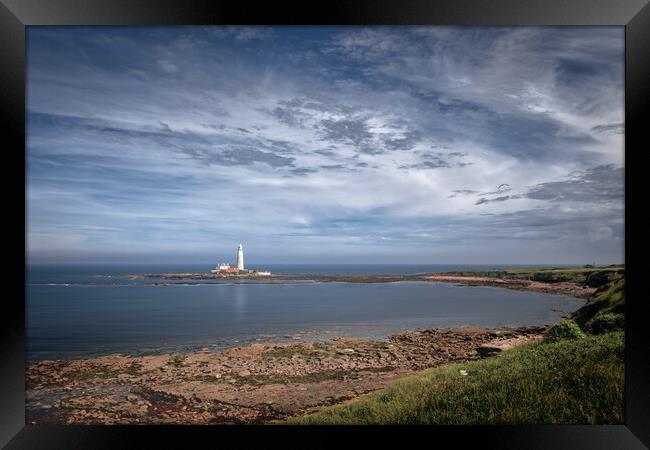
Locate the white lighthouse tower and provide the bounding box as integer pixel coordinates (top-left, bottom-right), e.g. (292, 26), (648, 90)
(236, 243), (244, 270)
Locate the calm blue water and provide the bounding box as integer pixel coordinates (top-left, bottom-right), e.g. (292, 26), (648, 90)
(26, 264), (584, 361)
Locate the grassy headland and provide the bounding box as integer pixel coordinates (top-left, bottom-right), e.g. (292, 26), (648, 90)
(570, 276), (625, 328)
(445, 265), (624, 286)
(285, 270), (626, 425)
(286, 331), (623, 424)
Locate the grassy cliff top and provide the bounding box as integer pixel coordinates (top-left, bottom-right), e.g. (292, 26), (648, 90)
(447, 265), (624, 287)
(284, 331), (623, 425)
(571, 277), (625, 328)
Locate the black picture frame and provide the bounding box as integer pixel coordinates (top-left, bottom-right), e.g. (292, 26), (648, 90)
(3, 0), (648, 448)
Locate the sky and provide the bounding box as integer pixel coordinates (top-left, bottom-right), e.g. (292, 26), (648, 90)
(26, 26), (624, 265)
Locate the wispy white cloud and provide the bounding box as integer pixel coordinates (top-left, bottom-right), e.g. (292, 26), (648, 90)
(26, 26), (624, 264)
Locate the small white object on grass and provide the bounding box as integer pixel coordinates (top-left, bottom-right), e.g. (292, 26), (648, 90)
(459, 369), (468, 376)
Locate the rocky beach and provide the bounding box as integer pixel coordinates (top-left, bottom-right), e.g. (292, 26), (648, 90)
(27, 325), (546, 425)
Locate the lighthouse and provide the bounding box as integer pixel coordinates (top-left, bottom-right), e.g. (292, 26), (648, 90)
(236, 243), (244, 270)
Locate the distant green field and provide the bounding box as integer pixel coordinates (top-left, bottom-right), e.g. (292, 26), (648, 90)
(285, 331), (624, 425)
(449, 265), (624, 287)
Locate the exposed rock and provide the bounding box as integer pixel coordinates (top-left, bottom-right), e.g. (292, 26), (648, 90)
(477, 345), (502, 358)
(26, 325), (546, 425)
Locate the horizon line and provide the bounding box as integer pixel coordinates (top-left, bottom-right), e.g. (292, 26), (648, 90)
(26, 261), (624, 266)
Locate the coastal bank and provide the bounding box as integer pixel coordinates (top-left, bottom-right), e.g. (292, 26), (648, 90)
(128, 265), (624, 299)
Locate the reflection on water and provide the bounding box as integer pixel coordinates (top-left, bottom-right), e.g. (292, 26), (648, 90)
(232, 284), (247, 319)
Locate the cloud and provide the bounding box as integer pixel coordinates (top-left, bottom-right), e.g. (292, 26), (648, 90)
(473, 164), (623, 206)
(401, 160), (450, 170)
(157, 59), (180, 74)
(480, 186), (513, 196)
(400, 151), (470, 170)
(320, 164), (345, 170)
(326, 27), (623, 163)
(184, 146), (296, 168)
(448, 189), (478, 198)
(269, 106), (308, 128)
(159, 121), (173, 132)
(525, 164), (623, 203)
(475, 195), (522, 205)
(319, 118), (373, 147)
(382, 130), (422, 151)
(25, 26), (624, 264)
(591, 123), (624, 135)
(289, 167), (318, 176)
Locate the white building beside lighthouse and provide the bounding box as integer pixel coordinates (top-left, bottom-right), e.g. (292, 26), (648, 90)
(237, 243), (244, 270)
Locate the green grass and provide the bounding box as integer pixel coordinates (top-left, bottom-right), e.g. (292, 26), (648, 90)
(543, 319), (586, 343)
(67, 363), (143, 380)
(571, 277), (625, 329)
(450, 265), (624, 287)
(285, 332), (624, 425)
(232, 368), (382, 386)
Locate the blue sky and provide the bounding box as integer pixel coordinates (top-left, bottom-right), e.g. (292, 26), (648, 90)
(26, 26), (624, 264)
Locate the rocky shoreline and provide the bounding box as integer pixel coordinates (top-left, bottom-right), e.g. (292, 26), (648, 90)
(127, 272), (596, 298)
(27, 325), (547, 425)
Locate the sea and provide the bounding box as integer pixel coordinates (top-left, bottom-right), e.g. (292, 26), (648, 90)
(26, 263), (585, 361)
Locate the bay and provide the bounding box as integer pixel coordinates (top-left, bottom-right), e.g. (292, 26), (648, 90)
(26, 263), (585, 361)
